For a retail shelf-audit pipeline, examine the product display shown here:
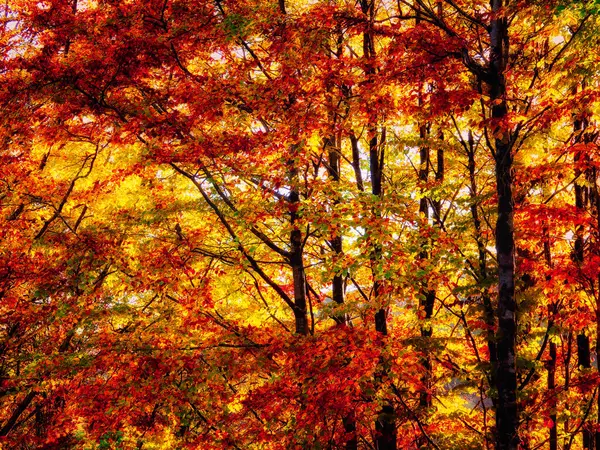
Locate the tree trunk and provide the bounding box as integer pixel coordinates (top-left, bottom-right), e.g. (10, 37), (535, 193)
(488, 1), (518, 448)
(543, 225), (558, 450)
(591, 132), (600, 450)
(288, 154), (308, 336)
(573, 93), (593, 449)
(325, 133), (357, 450)
(368, 125), (395, 450)
(564, 332), (573, 450)
(360, 2), (395, 446)
(549, 341), (558, 450)
(326, 135), (346, 323)
(596, 279), (600, 450)
(417, 118), (434, 409)
(466, 131), (498, 400)
(325, 25), (358, 445)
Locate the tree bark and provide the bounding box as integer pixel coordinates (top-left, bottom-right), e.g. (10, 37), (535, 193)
(325, 133), (357, 450)
(325, 135), (346, 323)
(488, 1), (518, 448)
(543, 225), (558, 450)
(590, 128), (600, 450)
(564, 332), (573, 450)
(325, 25), (358, 445)
(573, 93), (593, 449)
(466, 131), (498, 402)
(0, 391), (37, 437)
(360, 1), (395, 447)
(549, 341), (558, 450)
(417, 117), (434, 409)
(288, 153), (308, 336)
(369, 125), (395, 450)
(349, 133), (364, 192)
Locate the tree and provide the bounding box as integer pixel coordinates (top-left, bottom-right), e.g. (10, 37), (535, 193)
(2, 0), (600, 448)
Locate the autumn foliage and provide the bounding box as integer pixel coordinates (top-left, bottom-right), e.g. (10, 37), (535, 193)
(2, 0), (600, 449)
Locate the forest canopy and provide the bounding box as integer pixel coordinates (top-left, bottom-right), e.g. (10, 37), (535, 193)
(1, 0), (600, 449)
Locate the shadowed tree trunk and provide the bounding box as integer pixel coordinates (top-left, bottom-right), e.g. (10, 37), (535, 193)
(325, 134), (347, 325)
(325, 132), (357, 450)
(323, 22), (358, 447)
(585, 115), (600, 450)
(465, 131), (498, 405)
(564, 331), (573, 450)
(572, 89), (594, 449)
(543, 224), (558, 450)
(488, 1), (518, 448)
(368, 123), (395, 449)
(595, 188), (600, 450)
(417, 116), (435, 409)
(288, 151), (308, 336)
(360, 1), (396, 448)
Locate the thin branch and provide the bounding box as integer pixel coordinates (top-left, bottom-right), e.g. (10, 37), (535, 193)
(171, 163), (295, 310)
